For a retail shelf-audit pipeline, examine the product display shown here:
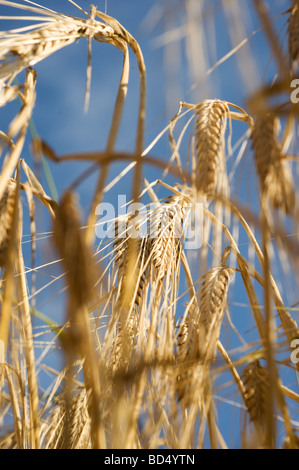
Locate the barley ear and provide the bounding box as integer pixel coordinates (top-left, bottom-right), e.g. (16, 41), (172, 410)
(288, 1), (299, 74)
(194, 99), (229, 195)
(0, 180), (17, 267)
(251, 112), (296, 214)
(242, 360), (269, 433)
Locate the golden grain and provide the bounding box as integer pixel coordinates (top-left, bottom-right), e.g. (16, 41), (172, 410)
(0, 180), (16, 267)
(194, 99), (229, 194)
(0, 15), (115, 81)
(150, 194), (186, 280)
(288, 1), (299, 72)
(46, 390), (91, 449)
(242, 360), (269, 432)
(251, 112), (296, 214)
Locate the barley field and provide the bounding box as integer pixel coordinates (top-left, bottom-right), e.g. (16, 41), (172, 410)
(0, 0), (299, 449)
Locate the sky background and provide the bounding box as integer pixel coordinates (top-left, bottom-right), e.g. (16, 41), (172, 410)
(1, 0), (298, 448)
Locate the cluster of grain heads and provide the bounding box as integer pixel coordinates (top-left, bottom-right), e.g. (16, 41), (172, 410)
(194, 99), (229, 195)
(251, 112), (296, 214)
(45, 389), (91, 449)
(113, 189), (191, 312)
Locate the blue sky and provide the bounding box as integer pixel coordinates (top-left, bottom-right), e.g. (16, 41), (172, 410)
(1, 0), (289, 200)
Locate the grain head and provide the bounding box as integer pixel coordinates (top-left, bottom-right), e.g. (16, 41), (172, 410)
(242, 359), (269, 433)
(288, 0), (299, 73)
(150, 194), (186, 280)
(194, 99), (229, 195)
(251, 112), (296, 214)
(0, 179), (16, 267)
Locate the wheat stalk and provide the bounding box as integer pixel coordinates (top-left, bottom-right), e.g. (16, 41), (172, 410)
(53, 190), (105, 449)
(15, 201), (40, 449)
